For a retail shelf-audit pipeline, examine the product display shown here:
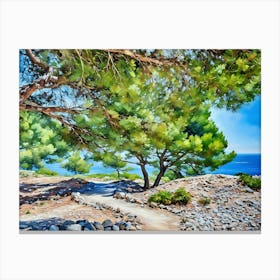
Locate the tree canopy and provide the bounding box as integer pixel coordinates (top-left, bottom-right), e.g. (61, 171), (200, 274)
(19, 49), (261, 188)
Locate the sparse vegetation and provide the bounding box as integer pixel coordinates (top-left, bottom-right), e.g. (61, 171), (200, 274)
(148, 187), (191, 205)
(238, 173), (261, 191)
(36, 168), (58, 176)
(84, 172), (141, 181)
(148, 190), (173, 205)
(171, 187), (191, 205)
(198, 197), (211, 206)
(25, 210), (31, 214)
(20, 170), (38, 178)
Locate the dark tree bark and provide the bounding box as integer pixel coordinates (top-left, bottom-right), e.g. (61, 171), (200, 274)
(153, 166), (167, 187)
(140, 163), (150, 190)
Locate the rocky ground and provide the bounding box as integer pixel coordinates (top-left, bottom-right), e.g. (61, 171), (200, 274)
(19, 174), (261, 232)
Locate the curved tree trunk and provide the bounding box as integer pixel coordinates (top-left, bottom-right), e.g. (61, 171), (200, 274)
(140, 164), (150, 190)
(152, 167), (167, 187)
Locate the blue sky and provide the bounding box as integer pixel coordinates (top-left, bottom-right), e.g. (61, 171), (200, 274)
(211, 95), (261, 154)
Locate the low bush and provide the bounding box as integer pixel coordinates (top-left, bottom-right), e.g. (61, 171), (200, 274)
(85, 172), (141, 181)
(239, 173), (261, 191)
(36, 168), (58, 176)
(148, 187), (191, 205)
(171, 187), (191, 205)
(121, 172), (142, 180)
(148, 190), (173, 205)
(198, 197), (211, 206)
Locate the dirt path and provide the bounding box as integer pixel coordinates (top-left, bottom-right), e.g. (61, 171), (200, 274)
(80, 193), (180, 231)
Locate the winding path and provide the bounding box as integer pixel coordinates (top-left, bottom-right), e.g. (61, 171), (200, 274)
(80, 181), (181, 231)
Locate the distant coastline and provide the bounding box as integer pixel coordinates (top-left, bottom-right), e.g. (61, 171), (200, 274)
(41, 153), (261, 177)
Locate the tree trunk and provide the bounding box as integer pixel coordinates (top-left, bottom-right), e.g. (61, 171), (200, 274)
(153, 167), (167, 187)
(140, 164), (150, 189)
(116, 169), (120, 179)
(173, 170), (184, 178)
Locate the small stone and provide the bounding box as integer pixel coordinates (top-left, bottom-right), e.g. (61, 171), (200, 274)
(128, 214), (137, 219)
(125, 222), (132, 230)
(112, 225), (120, 231)
(19, 223), (29, 229)
(149, 202), (157, 208)
(102, 219), (114, 228)
(244, 187), (254, 193)
(114, 192), (126, 199)
(31, 224), (42, 230)
(66, 224), (82, 231)
(184, 222), (194, 228)
(104, 227), (112, 231)
(77, 220), (88, 227)
(93, 222), (104, 230)
(49, 225), (60, 231)
(84, 222), (96, 231)
(118, 222), (126, 230)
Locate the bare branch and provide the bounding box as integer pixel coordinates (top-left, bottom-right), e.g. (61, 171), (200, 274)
(19, 103), (83, 114)
(105, 49), (166, 66)
(25, 49), (51, 72)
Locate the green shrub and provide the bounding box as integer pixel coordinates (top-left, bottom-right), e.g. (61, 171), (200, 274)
(25, 210), (31, 214)
(148, 187), (191, 205)
(85, 172), (141, 181)
(121, 172), (141, 180)
(36, 168), (58, 176)
(198, 197), (211, 206)
(148, 190), (173, 205)
(239, 173), (261, 191)
(171, 187), (191, 205)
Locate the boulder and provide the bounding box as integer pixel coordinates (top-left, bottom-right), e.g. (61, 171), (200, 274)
(76, 220), (88, 227)
(49, 225), (60, 231)
(118, 222), (126, 230)
(112, 225), (120, 231)
(125, 222), (132, 230)
(102, 219), (114, 228)
(84, 222), (96, 231)
(114, 192), (126, 199)
(93, 221), (104, 230)
(66, 224), (82, 231)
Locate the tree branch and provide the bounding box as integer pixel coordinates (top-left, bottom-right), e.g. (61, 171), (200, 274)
(19, 103), (83, 114)
(19, 76), (68, 102)
(25, 49), (51, 72)
(104, 49), (171, 66)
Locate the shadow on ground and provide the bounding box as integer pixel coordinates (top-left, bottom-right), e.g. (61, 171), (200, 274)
(20, 178), (143, 205)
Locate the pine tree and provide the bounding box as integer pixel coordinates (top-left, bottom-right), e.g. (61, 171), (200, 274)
(61, 151), (92, 174)
(19, 49), (261, 185)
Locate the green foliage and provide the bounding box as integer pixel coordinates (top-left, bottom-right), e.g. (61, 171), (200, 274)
(171, 187), (191, 205)
(238, 173), (261, 191)
(148, 190), (173, 205)
(20, 49), (261, 187)
(84, 172), (141, 181)
(20, 111), (69, 169)
(36, 168), (58, 176)
(121, 172), (142, 180)
(198, 197), (211, 206)
(148, 187), (191, 205)
(61, 151), (92, 174)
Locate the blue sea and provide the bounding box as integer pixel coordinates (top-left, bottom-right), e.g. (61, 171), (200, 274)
(45, 154), (261, 177)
